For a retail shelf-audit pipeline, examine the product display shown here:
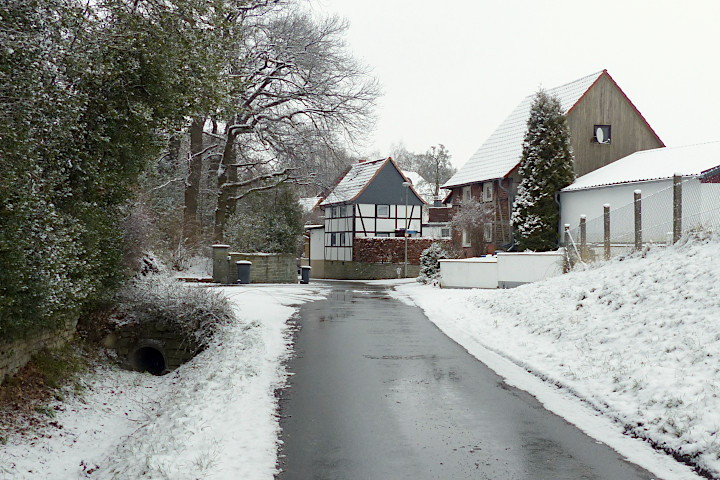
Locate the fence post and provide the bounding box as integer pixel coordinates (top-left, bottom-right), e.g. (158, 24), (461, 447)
(634, 190), (642, 251)
(563, 224), (572, 271)
(673, 174), (682, 243)
(603, 204), (611, 260)
(212, 244), (230, 284)
(579, 215), (587, 261)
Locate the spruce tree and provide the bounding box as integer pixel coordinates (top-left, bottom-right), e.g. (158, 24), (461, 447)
(511, 90), (575, 251)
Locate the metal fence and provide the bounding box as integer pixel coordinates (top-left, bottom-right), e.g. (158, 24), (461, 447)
(564, 175), (720, 266)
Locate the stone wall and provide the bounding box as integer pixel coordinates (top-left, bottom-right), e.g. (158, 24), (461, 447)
(0, 319), (77, 383)
(227, 252), (297, 284)
(103, 323), (200, 372)
(319, 260), (420, 280)
(353, 237), (451, 264)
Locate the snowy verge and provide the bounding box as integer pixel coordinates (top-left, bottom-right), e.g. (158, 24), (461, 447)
(0, 284), (327, 480)
(394, 234), (720, 479)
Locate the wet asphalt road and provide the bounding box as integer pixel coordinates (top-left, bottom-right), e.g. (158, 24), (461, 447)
(276, 282), (655, 480)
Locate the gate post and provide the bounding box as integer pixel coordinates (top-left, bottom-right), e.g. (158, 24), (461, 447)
(212, 244), (230, 284)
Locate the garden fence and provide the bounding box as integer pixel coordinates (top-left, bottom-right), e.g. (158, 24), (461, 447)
(564, 175), (720, 267)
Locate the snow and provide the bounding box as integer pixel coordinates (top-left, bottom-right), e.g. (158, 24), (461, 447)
(392, 233), (720, 479)
(563, 141), (720, 191)
(0, 284), (327, 479)
(320, 158), (388, 205)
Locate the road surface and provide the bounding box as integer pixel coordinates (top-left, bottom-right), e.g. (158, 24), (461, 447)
(277, 281), (655, 479)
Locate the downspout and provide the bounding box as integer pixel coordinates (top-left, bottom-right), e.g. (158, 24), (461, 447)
(498, 178), (515, 250)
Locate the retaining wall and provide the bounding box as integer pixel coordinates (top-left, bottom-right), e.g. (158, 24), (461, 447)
(212, 245), (297, 284)
(315, 260), (420, 280)
(0, 319), (78, 382)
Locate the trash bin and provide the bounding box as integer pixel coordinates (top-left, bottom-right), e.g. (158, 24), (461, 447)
(236, 261), (251, 284)
(300, 265), (311, 284)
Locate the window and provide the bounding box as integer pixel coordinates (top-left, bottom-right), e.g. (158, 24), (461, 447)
(441, 228), (451, 238)
(376, 232), (390, 238)
(462, 229), (471, 247)
(593, 125), (611, 144)
(483, 182), (494, 202)
(339, 232), (346, 246)
(330, 233), (337, 246)
(484, 223), (493, 243)
(377, 204), (390, 217)
(462, 186), (471, 203)
(332, 206), (338, 218)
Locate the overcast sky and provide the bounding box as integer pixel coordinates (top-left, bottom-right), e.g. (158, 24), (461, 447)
(309, 0), (720, 169)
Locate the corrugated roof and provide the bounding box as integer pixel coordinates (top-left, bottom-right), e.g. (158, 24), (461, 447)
(444, 70), (605, 188)
(562, 141), (720, 191)
(320, 158), (388, 205)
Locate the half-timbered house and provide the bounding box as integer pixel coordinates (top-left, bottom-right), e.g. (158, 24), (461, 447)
(320, 157), (426, 262)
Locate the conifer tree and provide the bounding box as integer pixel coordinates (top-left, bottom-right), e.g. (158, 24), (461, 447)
(511, 90), (575, 251)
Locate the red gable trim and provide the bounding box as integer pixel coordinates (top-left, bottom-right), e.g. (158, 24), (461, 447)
(568, 69), (665, 147)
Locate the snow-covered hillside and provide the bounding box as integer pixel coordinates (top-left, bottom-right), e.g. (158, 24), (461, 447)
(397, 231), (720, 478)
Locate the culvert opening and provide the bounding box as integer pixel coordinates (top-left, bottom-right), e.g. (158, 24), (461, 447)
(132, 346), (167, 375)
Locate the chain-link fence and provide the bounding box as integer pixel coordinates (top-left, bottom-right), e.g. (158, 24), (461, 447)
(564, 176), (720, 266)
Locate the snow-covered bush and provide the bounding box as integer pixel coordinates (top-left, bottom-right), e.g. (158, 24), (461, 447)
(116, 273), (236, 348)
(417, 242), (455, 284)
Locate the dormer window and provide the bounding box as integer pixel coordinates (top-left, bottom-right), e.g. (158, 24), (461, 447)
(593, 125), (611, 144)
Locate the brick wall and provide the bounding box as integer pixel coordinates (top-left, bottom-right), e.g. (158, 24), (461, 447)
(353, 237), (451, 264)
(0, 319), (77, 383)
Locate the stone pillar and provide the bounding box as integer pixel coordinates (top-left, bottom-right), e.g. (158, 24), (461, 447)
(673, 174), (682, 244)
(212, 244), (230, 284)
(603, 204), (611, 260)
(634, 190), (642, 251)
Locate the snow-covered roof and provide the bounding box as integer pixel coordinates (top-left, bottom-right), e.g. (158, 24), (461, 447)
(298, 196), (322, 213)
(320, 158), (388, 205)
(562, 141), (720, 191)
(444, 70), (606, 188)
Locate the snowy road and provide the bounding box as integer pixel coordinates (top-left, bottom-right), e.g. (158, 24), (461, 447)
(277, 281), (654, 480)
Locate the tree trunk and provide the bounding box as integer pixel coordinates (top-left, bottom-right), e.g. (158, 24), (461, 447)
(183, 117), (204, 248)
(213, 129), (237, 242)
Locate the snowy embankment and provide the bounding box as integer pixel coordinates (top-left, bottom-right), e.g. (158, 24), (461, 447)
(0, 284), (326, 479)
(395, 232), (720, 478)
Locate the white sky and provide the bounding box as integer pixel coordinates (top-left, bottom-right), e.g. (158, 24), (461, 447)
(309, 0), (720, 168)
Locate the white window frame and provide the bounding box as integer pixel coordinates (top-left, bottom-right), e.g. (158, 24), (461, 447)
(484, 223), (493, 243)
(462, 228), (471, 247)
(377, 204), (390, 218)
(376, 232), (390, 238)
(483, 182), (494, 202)
(462, 186), (471, 203)
(330, 233), (337, 246)
(441, 227), (450, 238)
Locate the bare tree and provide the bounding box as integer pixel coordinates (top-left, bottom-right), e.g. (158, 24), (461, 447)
(419, 144), (456, 197)
(209, 9), (380, 242)
(449, 197), (494, 257)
